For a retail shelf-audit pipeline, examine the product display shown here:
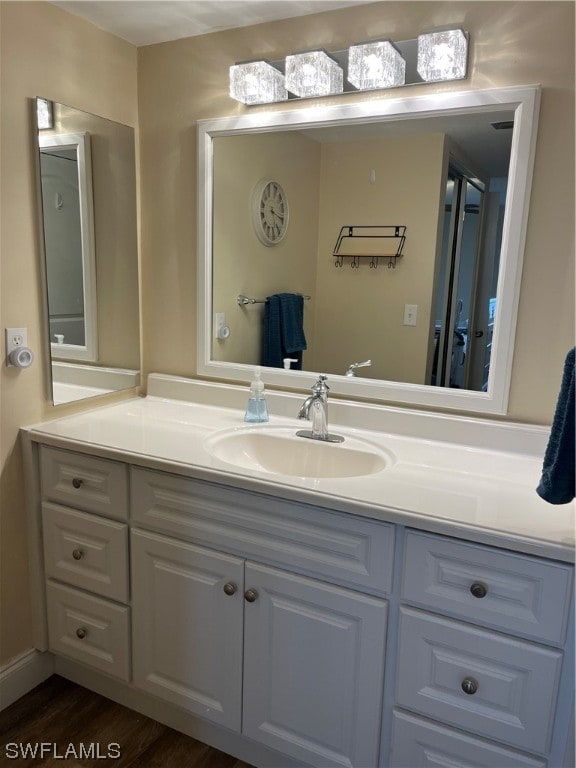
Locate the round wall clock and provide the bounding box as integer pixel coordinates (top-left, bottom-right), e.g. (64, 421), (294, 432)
(251, 179), (289, 246)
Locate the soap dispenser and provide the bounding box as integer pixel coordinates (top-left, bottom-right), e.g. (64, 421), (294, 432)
(244, 367), (269, 423)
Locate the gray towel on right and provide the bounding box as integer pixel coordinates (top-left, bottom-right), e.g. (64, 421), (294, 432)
(536, 347), (575, 504)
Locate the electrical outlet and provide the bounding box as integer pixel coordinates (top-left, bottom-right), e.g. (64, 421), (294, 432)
(5, 327), (28, 356)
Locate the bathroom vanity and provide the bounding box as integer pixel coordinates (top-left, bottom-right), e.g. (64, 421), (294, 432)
(22, 377), (575, 768)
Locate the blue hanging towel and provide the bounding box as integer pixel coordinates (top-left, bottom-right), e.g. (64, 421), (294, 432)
(262, 293), (307, 369)
(536, 347), (575, 504)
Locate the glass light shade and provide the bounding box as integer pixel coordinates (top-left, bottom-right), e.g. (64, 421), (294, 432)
(37, 97), (54, 129)
(229, 61), (287, 105)
(417, 29), (468, 82)
(285, 51), (343, 98)
(348, 41), (406, 90)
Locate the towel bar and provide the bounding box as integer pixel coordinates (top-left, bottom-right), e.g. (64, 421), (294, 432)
(237, 294), (311, 305)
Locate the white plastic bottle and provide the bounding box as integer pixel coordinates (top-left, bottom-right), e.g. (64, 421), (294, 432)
(244, 367), (269, 423)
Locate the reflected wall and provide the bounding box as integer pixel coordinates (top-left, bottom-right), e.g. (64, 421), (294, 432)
(35, 100), (140, 404)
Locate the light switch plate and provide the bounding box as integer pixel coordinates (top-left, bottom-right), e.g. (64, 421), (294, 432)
(403, 305), (417, 326)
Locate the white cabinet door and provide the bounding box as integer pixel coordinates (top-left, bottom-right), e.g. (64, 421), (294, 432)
(243, 562), (388, 768)
(131, 529), (244, 731)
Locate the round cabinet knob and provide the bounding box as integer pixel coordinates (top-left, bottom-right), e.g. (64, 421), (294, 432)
(244, 589), (258, 603)
(76, 628), (87, 640)
(72, 549), (84, 561)
(461, 677), (479, 695)
(72, 478), (83, 489)
(470, 582), (488, 599)
(223, 582), (237, 596)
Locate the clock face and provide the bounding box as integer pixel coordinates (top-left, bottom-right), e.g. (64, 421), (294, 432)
(252, 180), (289, 245)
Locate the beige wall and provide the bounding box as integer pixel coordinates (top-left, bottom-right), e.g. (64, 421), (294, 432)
(212, 132), (320, 367)
(0, 1), (137, 665)
(213, 130), (445, 382)
(311, 134), (446, 383)
(139, 0), (574, 422)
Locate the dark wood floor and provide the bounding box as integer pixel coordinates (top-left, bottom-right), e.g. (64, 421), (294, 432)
(0, 675), (255, 767)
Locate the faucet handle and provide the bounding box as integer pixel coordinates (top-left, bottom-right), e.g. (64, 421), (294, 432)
(312, 374), (329, 394)
(345, 359), (372, 376)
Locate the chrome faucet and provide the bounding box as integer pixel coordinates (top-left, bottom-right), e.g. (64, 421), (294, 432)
(345, 359), (372, 377)
(297, 375), (344, 443)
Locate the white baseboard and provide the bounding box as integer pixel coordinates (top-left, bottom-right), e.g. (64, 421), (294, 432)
(0, 649), (54, 711)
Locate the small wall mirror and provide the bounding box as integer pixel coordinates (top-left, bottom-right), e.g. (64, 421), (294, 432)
(198, 86), (540, 414)
(34, 98), (140, 405)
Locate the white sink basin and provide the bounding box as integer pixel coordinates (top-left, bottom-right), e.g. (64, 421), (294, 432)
(204, 427), (392, 478)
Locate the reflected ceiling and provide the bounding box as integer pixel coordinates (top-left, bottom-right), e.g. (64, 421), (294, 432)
(304, 110), (514, 178)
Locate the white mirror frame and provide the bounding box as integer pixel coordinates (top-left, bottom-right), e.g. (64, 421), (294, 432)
(197, 85), (540, 414)
(38, 131), (98, 362)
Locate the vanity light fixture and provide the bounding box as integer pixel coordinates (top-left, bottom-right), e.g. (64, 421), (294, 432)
(229, 60), (288, 105)
(285, 51), (343, 98)
(348, 41), (406, 90)
(228, 28), (469, 105)
(36, 97), (54, 129)
(417, 29), (468, 83)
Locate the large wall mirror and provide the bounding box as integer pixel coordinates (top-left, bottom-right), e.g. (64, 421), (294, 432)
(198, 86), (540, 414)
(34, 98), (140, 405)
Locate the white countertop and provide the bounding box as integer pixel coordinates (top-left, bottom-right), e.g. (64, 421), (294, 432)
(23, 387), (575, 563)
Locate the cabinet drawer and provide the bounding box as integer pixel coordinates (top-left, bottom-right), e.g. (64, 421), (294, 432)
(402, 530), (573, 644)
(42, 503), (129, 602)
(46, 581), (130, 682)
(131, 467), (394, 594)
(390, 710), (546, 768)
(40, 446), (128, 521)
(396, 607), (562, 754)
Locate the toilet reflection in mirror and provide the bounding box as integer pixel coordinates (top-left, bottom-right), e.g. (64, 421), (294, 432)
(34, 98), (140, 405)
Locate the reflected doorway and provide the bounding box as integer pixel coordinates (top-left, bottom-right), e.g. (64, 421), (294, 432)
(430, 161), (504, 391)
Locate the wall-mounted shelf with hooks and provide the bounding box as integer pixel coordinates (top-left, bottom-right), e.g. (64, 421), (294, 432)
(333, 225), (406, 269)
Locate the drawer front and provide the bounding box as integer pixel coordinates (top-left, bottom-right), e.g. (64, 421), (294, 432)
(40, 446), (128, 521)
(390, 710), (547, 768)
(42, 503), (129, 602)
(46, 581), (130, 682)
(131, 467), (394, 594)
(396, 607), (562, 754)
(402, 530), (573, 644)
